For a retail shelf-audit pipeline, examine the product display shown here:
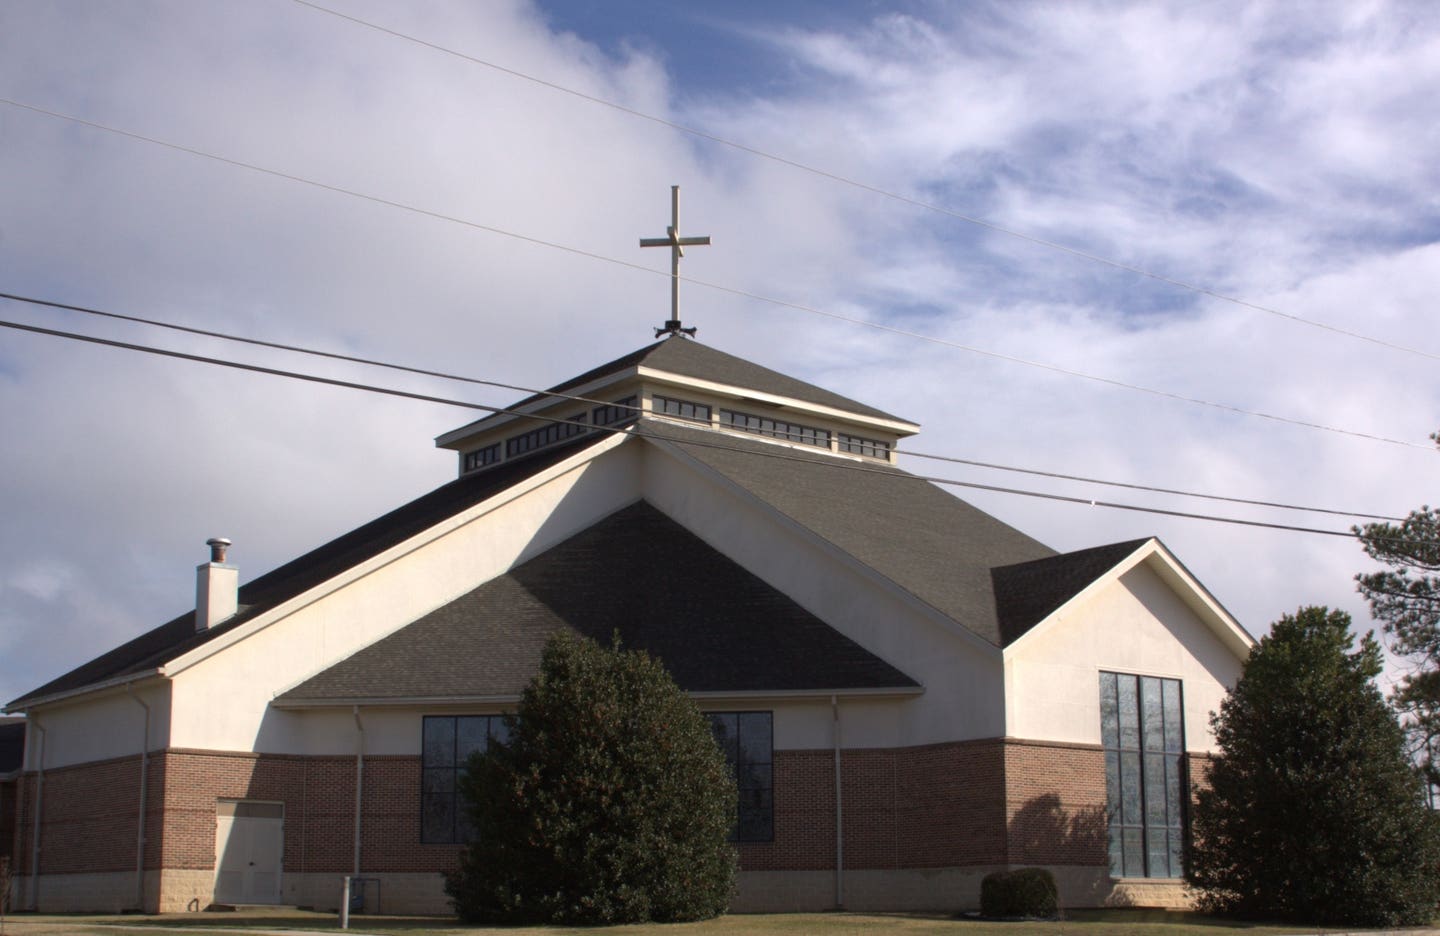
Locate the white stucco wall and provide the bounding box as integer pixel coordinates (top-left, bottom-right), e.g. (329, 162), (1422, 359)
(1002, 558), (1246, 750)
(167, 443), (643, 754)
(23, 681), (169, 771)
(269, 697), (904, 758)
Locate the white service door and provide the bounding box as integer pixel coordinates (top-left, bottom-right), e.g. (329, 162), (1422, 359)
(214, 804), (284, 904)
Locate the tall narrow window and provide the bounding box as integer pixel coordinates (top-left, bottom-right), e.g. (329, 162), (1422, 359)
(421, 715), (509, 844)
(1100, 672), (1184, 878)
(707, 711), (773, 842)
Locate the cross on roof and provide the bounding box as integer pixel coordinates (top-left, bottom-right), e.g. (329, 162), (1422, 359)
(640, 185), (711, 338)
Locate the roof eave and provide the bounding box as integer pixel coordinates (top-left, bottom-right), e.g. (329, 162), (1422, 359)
(636, 366), (919, 436)
(4, 668), (167, 714)
(270, 685), (924, 710)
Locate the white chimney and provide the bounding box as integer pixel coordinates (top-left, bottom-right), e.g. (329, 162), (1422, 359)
(195, 537), (237, 632)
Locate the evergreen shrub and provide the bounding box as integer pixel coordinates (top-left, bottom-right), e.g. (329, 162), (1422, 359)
(444, 631), (737, 924)
(1188, 606), (1440, 926)
(980, 867), (1059, 918)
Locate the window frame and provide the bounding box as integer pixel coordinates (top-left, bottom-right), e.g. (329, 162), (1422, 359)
(420, 714), (509, 845)
(719, 409), (831, 449)
(706, 710), (774, 843)
(652, 394), (711, 423)
(1099, 671), (1186, 879)
(837, 433), (891, 458)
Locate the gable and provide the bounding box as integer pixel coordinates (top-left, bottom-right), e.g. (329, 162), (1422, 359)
(1001, 548), (1252, 749)
(276, 500), (920, 704)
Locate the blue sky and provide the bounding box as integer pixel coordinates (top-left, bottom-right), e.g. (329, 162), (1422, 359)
(1, 0), (1438, 708)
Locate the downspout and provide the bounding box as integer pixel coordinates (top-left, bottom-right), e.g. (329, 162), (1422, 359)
(832, 695), (844, 910)
(27, 716), (45, 912)
(352, 706), (364, 879)
(127, 685), (151, 912)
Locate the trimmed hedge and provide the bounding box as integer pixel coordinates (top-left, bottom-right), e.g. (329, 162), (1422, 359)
(979, 867), (1059, 919)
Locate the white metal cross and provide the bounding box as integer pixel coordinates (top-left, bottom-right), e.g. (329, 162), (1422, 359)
(640, 185), (711, 337)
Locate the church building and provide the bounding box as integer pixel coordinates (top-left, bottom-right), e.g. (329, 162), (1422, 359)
(4, 192), (1252, 914)
(5, 332), (1251, 914)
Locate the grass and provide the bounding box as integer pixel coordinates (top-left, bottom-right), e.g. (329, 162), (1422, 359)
(0, 909), (1371, 936)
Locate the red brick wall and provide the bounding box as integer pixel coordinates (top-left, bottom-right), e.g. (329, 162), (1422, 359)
(10, 737), (1169, 881)
(15, 754), (143, 875)
(741, 739), (1019, 872)
(1002, 740), (1108, 868)
(156, 751), (465, 876)
(898, 739), (1008, 868)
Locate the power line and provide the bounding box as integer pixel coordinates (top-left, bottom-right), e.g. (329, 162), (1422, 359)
(0, 314), (1425, 544)
(0, 100), (1430, 450)
(0, 290), (1405, 522)
(291, 0), (1440, 364)
(898, 449), (1405, 522)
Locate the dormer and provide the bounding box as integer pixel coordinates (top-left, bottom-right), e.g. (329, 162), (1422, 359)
(435, 337), (920, 477)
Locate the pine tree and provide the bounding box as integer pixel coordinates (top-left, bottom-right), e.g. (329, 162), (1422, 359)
(1187, 606), (1440, 926)
(444, 631), (737, 924)
(1356, 431), (1440, 782)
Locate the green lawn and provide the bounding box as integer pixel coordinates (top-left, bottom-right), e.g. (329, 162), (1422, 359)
(0, 909), (1388, 936)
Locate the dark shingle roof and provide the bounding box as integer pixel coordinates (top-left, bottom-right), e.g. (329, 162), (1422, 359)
(279, 500), (918, 701)
(991, 539), (1151, 646)
(7, 434), (614, 709)
(642, 422), (1056, 645)
(440, 337), (911, 442)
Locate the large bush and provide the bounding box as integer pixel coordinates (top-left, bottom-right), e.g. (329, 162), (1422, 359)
(444, 631), (737, 924)
(1187, 606), (1440, 926)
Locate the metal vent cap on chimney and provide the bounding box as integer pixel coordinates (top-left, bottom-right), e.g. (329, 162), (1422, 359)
(206, 537), (232, 564)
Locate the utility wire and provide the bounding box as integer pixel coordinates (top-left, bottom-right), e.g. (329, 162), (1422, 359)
(0, 99), (1430, 451)
(1, 314), (1427, 544)
(898, 449), (1405, 522)
(291, 0), (1440, 364)
(0, 290), (1405, 522)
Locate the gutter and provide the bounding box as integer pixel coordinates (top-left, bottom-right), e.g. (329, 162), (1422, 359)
(27, 716), (45, 911)
(352, 706), (364, 879)
(271, 685), (923, 710)
(4, 670), (165, 715)
(127, 685), (150, 912)
(832, 695), (844, 910)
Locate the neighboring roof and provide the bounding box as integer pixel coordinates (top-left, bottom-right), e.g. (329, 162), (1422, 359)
(991, 539), (1151, 646)
(0, 718), (24, 774)
(438, 336), (911, 444)
(642, 421), (1056, 646)
(6, 433), (615, 709)
(278, 501), (919, 702)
